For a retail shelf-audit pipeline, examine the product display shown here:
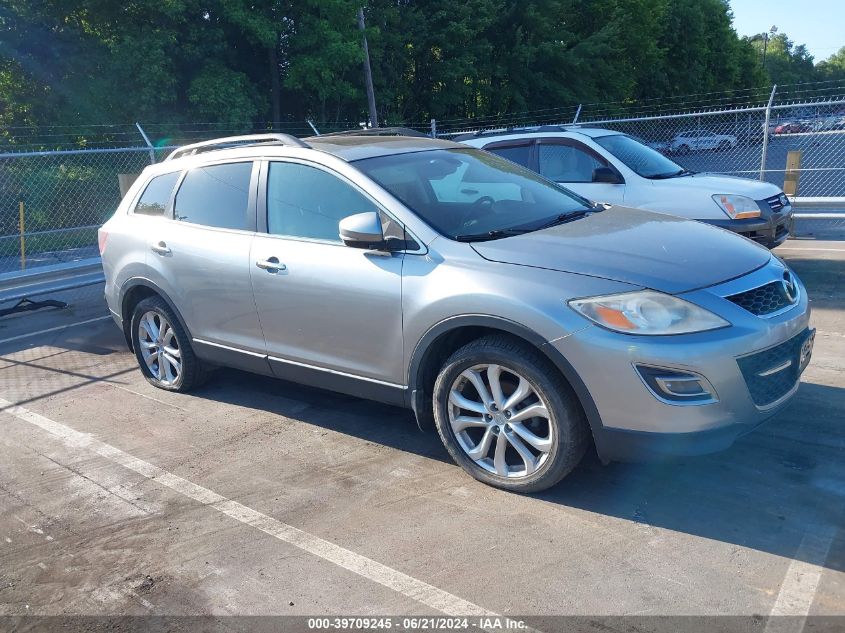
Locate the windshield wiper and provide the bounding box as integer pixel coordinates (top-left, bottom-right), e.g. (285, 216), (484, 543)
(534, 209), (592, 231)
(454, 227), (533, 242)
(650, 168), (696, 180)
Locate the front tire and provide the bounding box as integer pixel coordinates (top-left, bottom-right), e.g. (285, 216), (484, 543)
(433, 335), (589, 493)
(130, 296), (208, 392)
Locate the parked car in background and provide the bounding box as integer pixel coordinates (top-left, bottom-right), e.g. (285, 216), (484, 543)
(668, 129), (737, 154)
(775, 121), (812, 135)
(458, 126), (793, 247)
(99, 132), (812, 492)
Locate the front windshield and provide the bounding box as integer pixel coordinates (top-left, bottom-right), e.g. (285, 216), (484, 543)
(354, 148), (592, 240)
(594, 133), (685, 178)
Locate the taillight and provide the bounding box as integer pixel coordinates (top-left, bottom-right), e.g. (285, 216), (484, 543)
(98, 228), (109, 255)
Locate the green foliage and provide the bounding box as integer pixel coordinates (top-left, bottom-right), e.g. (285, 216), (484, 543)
(188, 64), (262, 127)
(0, 0), (837, 138)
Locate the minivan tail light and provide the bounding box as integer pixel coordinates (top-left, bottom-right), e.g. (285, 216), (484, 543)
(98, 228), (109, 255)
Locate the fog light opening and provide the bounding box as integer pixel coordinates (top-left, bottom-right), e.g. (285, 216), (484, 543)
(636, 365), (718, 405)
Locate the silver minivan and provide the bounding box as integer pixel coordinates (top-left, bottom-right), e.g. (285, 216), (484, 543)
(99, 133), (813, 492)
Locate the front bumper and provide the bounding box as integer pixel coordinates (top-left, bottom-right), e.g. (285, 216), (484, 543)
(553, 263), (811, 462)
(702, 208), (793, 248)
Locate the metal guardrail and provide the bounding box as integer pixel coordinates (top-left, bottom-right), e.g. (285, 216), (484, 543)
(0, 257), (104, 305)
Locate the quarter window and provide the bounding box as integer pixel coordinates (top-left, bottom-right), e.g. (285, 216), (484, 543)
(174, 162), (253, 230)
(538, 144), (605, 183)
(267, 162), (374, 242)
(134, 172), (180, 216)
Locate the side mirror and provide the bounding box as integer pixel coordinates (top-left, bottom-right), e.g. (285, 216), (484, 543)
(339, 212), (386, 249)
(592, 167), (621, 184)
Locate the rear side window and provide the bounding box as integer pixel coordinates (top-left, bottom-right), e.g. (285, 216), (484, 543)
(174, 162), (253, 230)
(134, 172), (180, 216)
(485, 144), (532, 168)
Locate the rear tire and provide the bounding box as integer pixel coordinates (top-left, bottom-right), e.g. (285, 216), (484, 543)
(130, 296), (209, 392)
(432, 335), (589, 493)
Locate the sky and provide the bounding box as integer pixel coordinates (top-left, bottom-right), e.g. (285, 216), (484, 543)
(729, 0), (843, 62)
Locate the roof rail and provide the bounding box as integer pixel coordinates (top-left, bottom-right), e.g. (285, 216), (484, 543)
(165, 133), (310, 161)
(315, 127), (429, 138)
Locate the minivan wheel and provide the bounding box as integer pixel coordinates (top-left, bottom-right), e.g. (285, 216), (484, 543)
(433, 335), (589, 493)
(130, 296), (208, 392)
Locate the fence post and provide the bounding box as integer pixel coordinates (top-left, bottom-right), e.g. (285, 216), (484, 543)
(572, 104), (582, 124)
(18, 201), (26, 271)
(784, 150), (802, 196)
(430, 118), (437, 138)
(135, 122), (156, 164)
(759, 84), (777, 181)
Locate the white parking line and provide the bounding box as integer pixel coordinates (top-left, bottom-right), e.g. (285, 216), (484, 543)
(0, 397), (512, 624)
(0, 315), (111, 345)
(764, 526), (837, 633)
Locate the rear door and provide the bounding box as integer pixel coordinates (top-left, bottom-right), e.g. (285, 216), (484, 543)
(145, 160), (266, 361)
(249, 159), (405, 398)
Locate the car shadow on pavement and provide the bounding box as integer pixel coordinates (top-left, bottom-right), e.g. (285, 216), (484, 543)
(197, 368), (844, 573)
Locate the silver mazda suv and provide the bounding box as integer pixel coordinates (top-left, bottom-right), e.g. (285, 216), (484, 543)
(99, 133), (813, 492)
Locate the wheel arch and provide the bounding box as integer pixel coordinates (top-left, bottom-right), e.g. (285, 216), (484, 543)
(119, 278), (193, 352)
(406, 315), (604, 446)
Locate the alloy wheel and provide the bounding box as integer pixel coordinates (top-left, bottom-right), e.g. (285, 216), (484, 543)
(448, 363), (553, 478)
(137, 310), (182, 386)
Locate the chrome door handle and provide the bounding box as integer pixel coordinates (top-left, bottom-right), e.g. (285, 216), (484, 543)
(150, 241), (171, 255)
(255, 258), (286, 271)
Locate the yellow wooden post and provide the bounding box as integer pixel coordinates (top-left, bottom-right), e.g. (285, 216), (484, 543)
(19, 201), (26, 271)
(783, 150), (802, 197)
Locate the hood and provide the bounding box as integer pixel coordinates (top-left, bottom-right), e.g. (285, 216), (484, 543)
(657, 173), (782, 199)
(470, 206), (771, 294)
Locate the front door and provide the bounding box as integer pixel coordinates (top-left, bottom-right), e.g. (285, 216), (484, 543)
(249, 160), (405, 399)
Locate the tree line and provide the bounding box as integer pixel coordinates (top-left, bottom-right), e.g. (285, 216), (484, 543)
(1, 0), (843, 137)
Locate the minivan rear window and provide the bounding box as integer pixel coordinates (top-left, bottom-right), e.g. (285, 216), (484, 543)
(174, 162), (253, 230)
(134, 172), (180, 216)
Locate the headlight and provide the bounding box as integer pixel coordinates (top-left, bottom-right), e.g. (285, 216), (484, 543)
(712, 194), (761, 219)
(568, 290), (730, 335)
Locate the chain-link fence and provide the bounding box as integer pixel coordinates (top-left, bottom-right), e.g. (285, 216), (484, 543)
(1, 85), (844, 283)
(0, 146), (175, 274)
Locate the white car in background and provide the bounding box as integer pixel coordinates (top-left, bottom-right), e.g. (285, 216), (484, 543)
(669, 129), (738, 154)
(457, 126), (792, 248)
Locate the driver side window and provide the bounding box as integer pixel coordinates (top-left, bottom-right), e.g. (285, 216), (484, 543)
(538, 144), (605, 183)
(267, 162), (374, 242)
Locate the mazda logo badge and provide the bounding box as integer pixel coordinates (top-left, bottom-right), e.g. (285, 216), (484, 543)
(782, 272), (797, 303)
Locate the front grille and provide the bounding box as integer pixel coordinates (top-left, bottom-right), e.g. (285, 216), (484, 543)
(727, 278), (795, 316)
(737, 329), (809, 407)
(765, 194), (788, 212)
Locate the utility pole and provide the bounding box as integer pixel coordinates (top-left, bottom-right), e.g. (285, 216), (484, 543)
(357, 6), (378, 128)
(762, 25), (778, 69)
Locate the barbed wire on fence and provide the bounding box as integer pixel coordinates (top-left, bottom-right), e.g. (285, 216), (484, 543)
(1, 81), (844, 275)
